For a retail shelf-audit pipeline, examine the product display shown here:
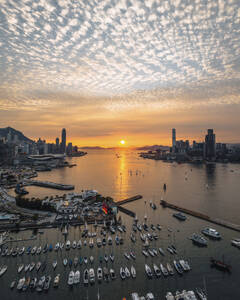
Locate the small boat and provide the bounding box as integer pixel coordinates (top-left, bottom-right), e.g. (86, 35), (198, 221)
(179, 260), (190, 271)
(108, 236), (112, 245)
(167, 247), (174, 255)
(191, 233), (207, 247)
(142, 250), (149, 257)
(36, 246), (42, 254)
(145, 264), (153, 278)
(79, 257), (83, 265)
(102, 238), (106, 246)
(53, 274), (60, 287)
(97, 238), (102, 247)
(120, 267), (126, 280)
(148, 249), (155, 257)
(63, 258), (68, 266)
(152, 232), (158, 240)
(103, 267), (109, 281)
(53, 260), (58, 269)
(68, 271), (74, 285)
(43, 244), (48, 253)
(173, 212), (187, 221)
(130, 233), (136, 243)
(24, 264), (30, 272)
(157, 224), (162, 231)
(130, 265), (136, 278)
(54, 242), (60, 251)
(195, 288), (207, 300)
(89, 268), (95, 284)
(69, 258), (73, 267)
(36, 261), (41, 271)
(48, 244), (53, 251)
(210, 257), (231, 272)
(231, 240), (240, 249)
(153, 264), (161, 277)
(18, 247), (25, 255)
(90, 256), (94, 264)
(152, 248), (158, 256)
(125, 266), (130, 278)
(17, 277), (25, 290)
(130, 251), (136, 260)
(44, 275), (51, 290)
(30, 277), (37, 289)
(83, 269), (89, 285)
(202, 227), (221, 239)
(151, 224), (156, 231)
(97, 267), (103, 282)
(73, 257), (78, 267)
(18, 264), (24, 273)
(26, 246), (31, 254)
(110, 268), (116, 280)
(74, 270), (80, 284)
(124, 252), (130, 260)
(160, 264), (168, 276)
(89, 238), (94, 248)
(29, 262), (35, 271)
(166, 292), (175, 300)
(12, 247), (18, 257)
(115, 235), (120, 245)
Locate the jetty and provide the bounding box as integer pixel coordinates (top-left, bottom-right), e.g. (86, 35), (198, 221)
(114, 195), (143, 218)
(26, 180), (74, 190)
(161, 200), (240, 233)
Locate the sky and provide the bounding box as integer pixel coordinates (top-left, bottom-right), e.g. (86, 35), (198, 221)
(0, 0), (240, 147)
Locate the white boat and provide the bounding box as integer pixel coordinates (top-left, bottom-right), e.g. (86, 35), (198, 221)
(110, 253), (114, 262)
(131, 265), (136, 278)
(44, 275), (51, 290)
(24, 264), (30, 272)
(68, 271), (74, 285)
(97, 238), (102, 247)
(77, 240), (82, 249)
(110, 268), (116, 280)
(36, 246), (42, 254)
(74, 270), (80, 284)
(159, 248), (165, 256)
(36, 276), (45, 292)
(65, 240), (71, 250)
(18, 264), (24, 273)
(124, 252), (130, 260)
(146, 293), (155, 300)
(89, 238), (94, 248)
(166, 263), (174, 275)
(97, 267), (103, 281)
(90, 256), (94, 264)
(72, 240), (77, 249)
(63, 258), (68, 266)
(54, 242), (60, 251)
(29, 262), (35, 272)
(160, 264), (168, 276)
(142, 250), (149, 257)
(36, 261), (41, 271)
(145, 264), (153, 278)
(179, 260), (190, 271)
(166, 292), (175, 300)
(89, 268), (95, 284)
(108, 236), (112, 245)
(52, 260), (58, 269)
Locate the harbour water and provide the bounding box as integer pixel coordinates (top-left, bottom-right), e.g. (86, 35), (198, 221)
(2, 149), (240, 299)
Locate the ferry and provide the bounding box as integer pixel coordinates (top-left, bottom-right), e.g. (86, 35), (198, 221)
(202, 227), (221, 239)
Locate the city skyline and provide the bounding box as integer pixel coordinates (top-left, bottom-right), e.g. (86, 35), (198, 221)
(0, 0), (240, 146)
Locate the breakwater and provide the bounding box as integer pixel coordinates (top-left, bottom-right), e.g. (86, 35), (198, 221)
(161, 200), (240, 233)
(26, 180), (75, 190)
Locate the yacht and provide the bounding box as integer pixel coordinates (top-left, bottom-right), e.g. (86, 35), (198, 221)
(29, 262), (35, 271)
(110, 268), (116, 280)
(89, 238), (94, 248)
(68, 271), (74, 285)
(167, 247), (174, 255)
(74, 270), (80, 284)
(65, 240), (71, 250)
(44, 275), (51, 290)
(97, 267), (103, 282)
(36, 246), (42, 254)
(36, 261), (41, 271)
(63, 258), (68, 266)
(125, 266), (130, 278)
(24, 264), (30, 272)
(166, 292), (175, 300)
(160, 264), (168, 276)
(166, 263), (174, 275)
(36, 276), (46, 292)
(17, 277), (25, 290)
(145, 264), (153, 278)
(108, 236), (112, 245)
(148, 249), (155, 257)
(173, 212), (187, 221)
(103, 267), (109, 281)
(0, 265), (7, 277)
(104, 254), (108, 262)
(97, 238), (102, 247)
(124, 252), (130, 260)
(89, 268), (95, 284)
(31, 246), (37, 255)
(159, 248), (165, 256)
(110, 253), (114, 262)
(153, 264), (161, 277)
(83, 269), (89, 285)
(191, 233), (207, 246)
(131, 265), (136, 278)
(179, 260), (190, 271)
(84, 256), (88, 264)
(18, 247), (25, 256)
(173, 260), (183, 274)
(77, 240), (82, 249)
(29, 277), (37, 289)
(10, 280), (16, 289)
(90, 256), (94, 264)
(22, 277), (30, 291)
(202, 227), (221, 239)
(72, 240), (77, 249)
(130, 233), (136, 243)
(231, 239), (240, 248)
(142, 250), (149, 257)
(54, 242), (60, 251)
(130, 251), (136, 259)
(120, 267), (126, 280)
(53, 274), (60, 287)
(43, 244), (48, 253)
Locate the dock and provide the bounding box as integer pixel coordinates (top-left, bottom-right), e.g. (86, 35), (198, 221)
(161, 200), (240, 233)
(114, 195), (143, 218)
(26, 180), (74, 190)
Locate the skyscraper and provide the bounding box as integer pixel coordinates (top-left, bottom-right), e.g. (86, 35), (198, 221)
(172, 128), (176, 152)
(56, 137), (59, 147)
(204, 129), (216, 160)
(61, 128), (66, 153)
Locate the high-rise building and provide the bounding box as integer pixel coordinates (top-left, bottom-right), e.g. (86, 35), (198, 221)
(56, 137), (59, 146)
(61, 128), (66, 153)
(204, 129), (216, 160)
(172, 128), (176, 152)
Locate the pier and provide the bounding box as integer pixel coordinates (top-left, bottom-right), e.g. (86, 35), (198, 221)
(161, 200), (240, 233)
(26, 180), (75, 190)
(114, 195), (143, 218)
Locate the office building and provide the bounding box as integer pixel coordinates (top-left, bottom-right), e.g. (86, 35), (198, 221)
(204, 129), (216, 160)
(61, 128), (66, 153)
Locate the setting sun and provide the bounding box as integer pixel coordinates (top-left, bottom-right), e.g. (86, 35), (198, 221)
(120, 140), (125, 145)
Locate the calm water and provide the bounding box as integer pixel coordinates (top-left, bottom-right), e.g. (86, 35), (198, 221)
(3, 149), (240, 299)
